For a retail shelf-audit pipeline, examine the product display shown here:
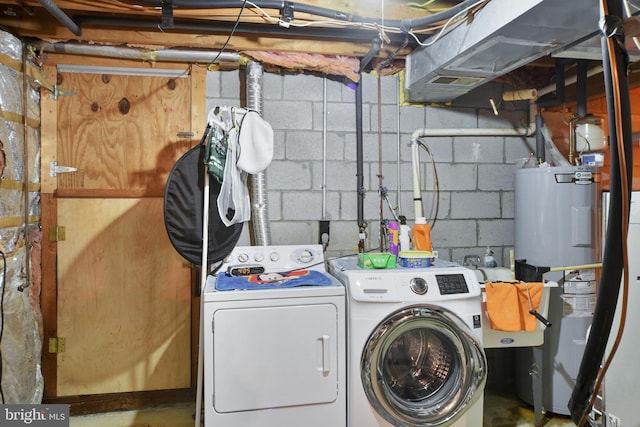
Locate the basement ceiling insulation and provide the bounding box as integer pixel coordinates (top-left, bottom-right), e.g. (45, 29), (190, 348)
(1, 1), (636, 102)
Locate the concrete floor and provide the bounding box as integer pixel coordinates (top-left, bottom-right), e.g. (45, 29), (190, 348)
(483, 392), (576, 427)
(69, 394), (577, 427)
(70, 404), (196, 427)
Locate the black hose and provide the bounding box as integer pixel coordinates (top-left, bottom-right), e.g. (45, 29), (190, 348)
(568, 0), (633, 422)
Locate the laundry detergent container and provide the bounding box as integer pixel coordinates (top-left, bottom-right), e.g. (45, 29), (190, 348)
(513, 166), (599, 416)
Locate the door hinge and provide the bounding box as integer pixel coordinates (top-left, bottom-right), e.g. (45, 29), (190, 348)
(49, 226), (66, 242)
(48, 337), (66, 353)
(50, 161), (78, 177)
(50, 85), (77, 101)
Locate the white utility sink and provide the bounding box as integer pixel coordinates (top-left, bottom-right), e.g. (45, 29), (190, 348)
(474, 267), (514, 283)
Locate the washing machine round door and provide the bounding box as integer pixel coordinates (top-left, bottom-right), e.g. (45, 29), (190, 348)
(361, 305), (487, 427)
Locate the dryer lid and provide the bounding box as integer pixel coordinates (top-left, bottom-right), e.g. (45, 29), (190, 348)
(361, 305), (487, 427)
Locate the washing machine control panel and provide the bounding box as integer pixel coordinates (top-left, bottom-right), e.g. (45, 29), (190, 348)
(409, 273), (470, 296)
(222, 244), (326, 272)
(435, 273), (470, 295)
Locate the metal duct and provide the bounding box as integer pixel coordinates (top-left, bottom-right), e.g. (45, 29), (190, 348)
(246, 61), (271, 246)
(405, 0), (603, 103)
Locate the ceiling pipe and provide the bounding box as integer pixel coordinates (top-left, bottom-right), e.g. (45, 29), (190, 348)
(37, 0), (82, 36)
(44, 42), (241, 63)
(134, 0), (369, 23)
(75, 16), (411, 45)
(576, 59), (589, 116)
(127, 0), (478, 32)
(356, 39), (381, 253)
(65, 0), (479, 48)
(409, 113), (537, 139)
(537, 65), (604, 98)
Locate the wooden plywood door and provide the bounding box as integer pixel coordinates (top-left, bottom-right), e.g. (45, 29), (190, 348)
(53, 70), (194, 396)
(57, 198), (191, 395)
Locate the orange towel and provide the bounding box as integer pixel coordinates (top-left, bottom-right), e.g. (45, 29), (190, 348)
(485, 282), (544, 332)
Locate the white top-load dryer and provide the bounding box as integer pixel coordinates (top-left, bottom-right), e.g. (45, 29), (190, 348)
(328, 257), (486, 427)
(204, 245), (346, 427)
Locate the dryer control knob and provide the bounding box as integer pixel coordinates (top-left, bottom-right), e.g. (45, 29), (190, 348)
(237, 253), (249, 263)
(298, 250), (313, 263)
(410, 277), (428, 295)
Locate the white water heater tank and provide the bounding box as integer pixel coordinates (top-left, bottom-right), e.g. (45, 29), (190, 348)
(513, 166), (600, 416)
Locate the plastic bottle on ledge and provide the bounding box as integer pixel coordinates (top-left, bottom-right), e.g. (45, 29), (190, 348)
(399, 216), (411, 252)
(412, 217), (432, 252)
(388, 221), (399, 256)
(484, 246), (497, 268)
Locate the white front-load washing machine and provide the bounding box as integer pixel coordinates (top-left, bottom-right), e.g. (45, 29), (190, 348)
(204, 245), (346, 427)
(328, 257), (486, 427)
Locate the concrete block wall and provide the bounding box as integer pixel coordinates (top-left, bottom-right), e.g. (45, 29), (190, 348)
(206, 69), (536, 267)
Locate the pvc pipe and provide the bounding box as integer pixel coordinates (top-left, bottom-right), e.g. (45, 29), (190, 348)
(410, 123), (536, 140)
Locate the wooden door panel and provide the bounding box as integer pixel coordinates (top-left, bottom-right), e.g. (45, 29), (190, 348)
(56, 72), (192, 193)
(50, 69), (196, 398)
(57, 198), (191, 396)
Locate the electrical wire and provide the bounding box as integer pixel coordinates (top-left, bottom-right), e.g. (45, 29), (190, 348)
(407, 0), (445, 12)
(407, 0), (489, 47)
(415, 138), (441, 230)
(201, 0), (248, 68)
(0, 251), (6, 404)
